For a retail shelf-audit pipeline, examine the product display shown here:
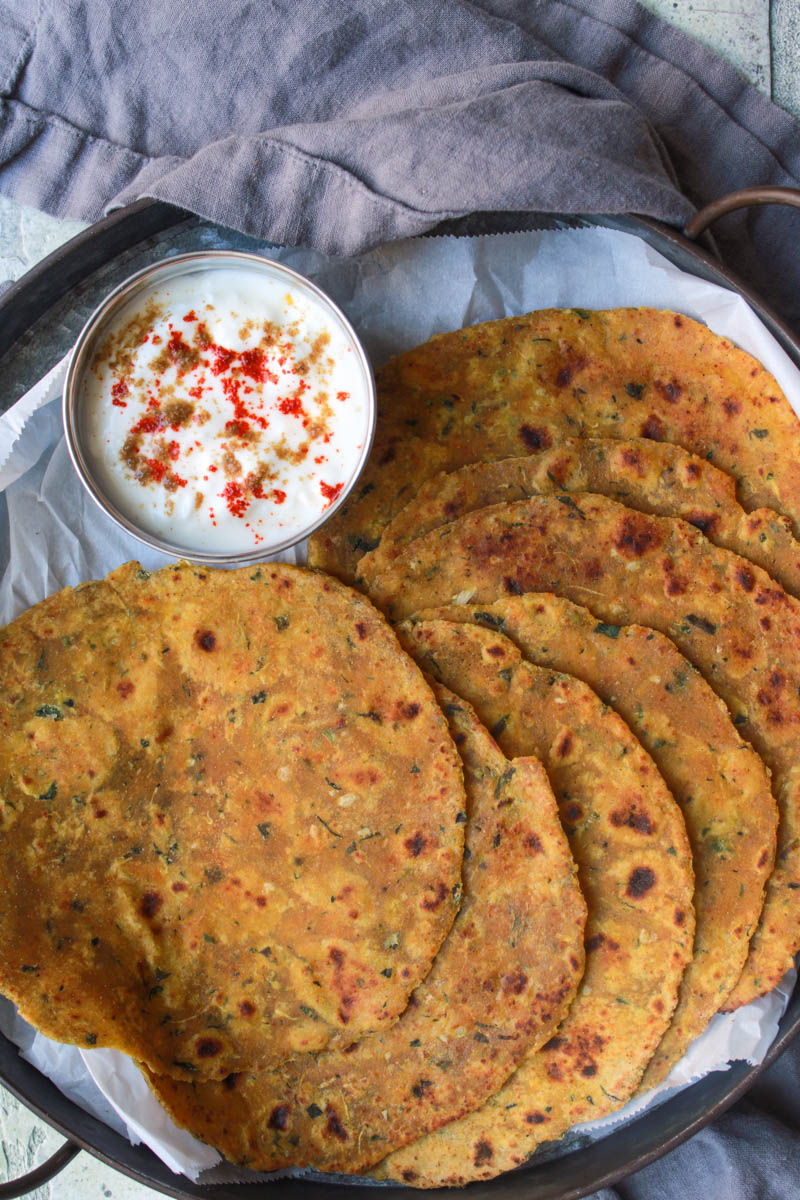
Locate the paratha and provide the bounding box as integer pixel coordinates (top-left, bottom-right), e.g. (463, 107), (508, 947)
(411, 595), (776, 1090)
(357, 439), (800, 599)
(376, 618), (694, 1187)
(145, 681), (586, 1173)
(309, 308), (800, 582)
(369, 494), (800, 1005)
(0, 560), (466, 1079)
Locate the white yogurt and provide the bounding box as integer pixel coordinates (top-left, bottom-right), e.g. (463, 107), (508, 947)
(80, 265), (370, 554)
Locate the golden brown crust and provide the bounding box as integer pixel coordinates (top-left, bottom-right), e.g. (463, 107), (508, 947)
(0, 561), (466, 1079)
(409, 595), (776, 1091)
(357, 439), (800, 600)
(369, 494), (800, 1004)
(144, 683), (586, 1173)
(309, 308), (800, 581)
(375, 619), (694, 1187)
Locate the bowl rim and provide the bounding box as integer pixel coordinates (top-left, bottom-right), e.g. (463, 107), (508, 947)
(61, 248), (377, 565)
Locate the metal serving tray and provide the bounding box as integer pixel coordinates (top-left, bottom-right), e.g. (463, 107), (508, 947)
(0, 193), (799, 1200)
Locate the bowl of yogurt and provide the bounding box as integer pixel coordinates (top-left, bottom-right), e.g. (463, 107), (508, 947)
(63, 251), (376, 562)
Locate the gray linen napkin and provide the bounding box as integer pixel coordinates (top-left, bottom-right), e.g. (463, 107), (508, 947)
(1, 0), (800, 323)
(0, 3), (799, 1198)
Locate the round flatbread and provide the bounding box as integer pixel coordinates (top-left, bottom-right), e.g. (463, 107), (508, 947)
(309, 308), (800, 581)
(145, 682), (586, 1174)
(357, 439), (800, 600)
(369, 494), (800, 1006)
(0, 560), (466, 1079)
(376, 618), (694, 1187)
(411, 595), (776, 1091)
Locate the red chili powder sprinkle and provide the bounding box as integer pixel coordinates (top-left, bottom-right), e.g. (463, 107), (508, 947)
(211, 346), (236, 376)
(114, 313), (343, 528)
(165, 330), (196, 371)
(131, 410), (166, 436)
(320, 481), (344, 507)
(111, 379), (129, 408)
(222, 480), (249, 518)
(222, 374), (268, 431)
(278, 396), (304, 417)
(145, 458), (168, 483)
(240, 348), (278, 386)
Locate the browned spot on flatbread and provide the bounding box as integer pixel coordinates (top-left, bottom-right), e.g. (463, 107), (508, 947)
(404, 832), (427, 857)
(626, 867), (656, 898)
(502, 969), (528, 995)
(616, 514), (662, 558)
(196, 1038), (223, 1059)
(139, 892), (162, 919)
(519, 425), (552, 451)
(686, 512), (720, 537)
(556, 731), (573, 758)
(474, 1138), (494, 1166)
(267, 1104), (290, 1131)
(654, 379), (682, 404)
(421, 882), (448, 911)
(610, 805), (654, 835)
(640, 413), (665, 440)
(324, 1108), (349, 1142)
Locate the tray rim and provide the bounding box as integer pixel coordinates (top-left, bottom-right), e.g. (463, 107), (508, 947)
(0, 198), (798, 1200)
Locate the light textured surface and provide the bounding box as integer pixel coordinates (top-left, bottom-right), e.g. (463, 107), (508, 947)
(640, 0), (771, 91)
(0, 2), (798, 1197)
(0, 194), (86, 288)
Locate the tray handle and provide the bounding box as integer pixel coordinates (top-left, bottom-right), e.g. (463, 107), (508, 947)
(0, 1139), (80, 1198)
(685, 185), (800, 240)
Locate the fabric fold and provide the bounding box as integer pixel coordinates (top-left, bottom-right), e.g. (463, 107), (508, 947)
(2, 0), (799, 318)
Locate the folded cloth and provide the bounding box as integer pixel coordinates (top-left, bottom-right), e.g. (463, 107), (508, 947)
(0, 3), (799, 1198)
(1, 0), (800, 325)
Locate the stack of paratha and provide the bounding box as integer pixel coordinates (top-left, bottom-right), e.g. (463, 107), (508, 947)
(0, 560), (587, 1171)
(304, 307), (798, 1185)
(1, 306), (797, 1188)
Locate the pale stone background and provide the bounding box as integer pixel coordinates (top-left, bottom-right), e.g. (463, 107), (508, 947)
(0, 1), (799, 1196)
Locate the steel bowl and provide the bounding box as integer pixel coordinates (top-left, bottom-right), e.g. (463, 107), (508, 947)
(62, 250), (376, 564)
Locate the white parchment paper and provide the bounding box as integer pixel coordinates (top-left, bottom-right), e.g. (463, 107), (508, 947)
(1, 224), (798, 1182)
